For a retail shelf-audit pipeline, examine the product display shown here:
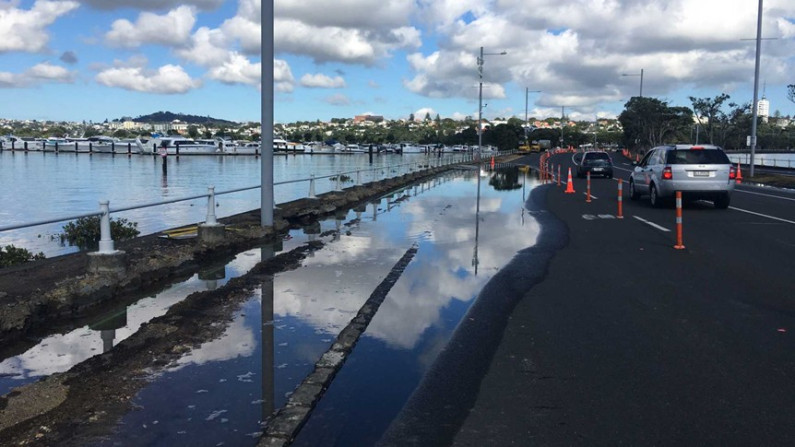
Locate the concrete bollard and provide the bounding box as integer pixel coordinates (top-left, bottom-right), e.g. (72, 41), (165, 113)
(198, 186), (225, 244)
(88, 200), (127, 274)
(308, 174), (317, 199)
(98, 201), (115, 254)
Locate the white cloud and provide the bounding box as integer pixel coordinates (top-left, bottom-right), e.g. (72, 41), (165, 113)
(0, 0), (79, 53)
(300, 73), (346, 89)
(407, 0), (795, 114)
(174, 26), (230, 66)
(0, 62), (75, 88)
(105, 5), (196, 48)
(95, 62), (201, 94)
(78, 0), (223, 11)
(274, 59), (295, 93)
(207, 52), (260, 86)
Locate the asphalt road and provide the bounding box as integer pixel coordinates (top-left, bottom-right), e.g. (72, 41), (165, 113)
(383, 150), (795, 446)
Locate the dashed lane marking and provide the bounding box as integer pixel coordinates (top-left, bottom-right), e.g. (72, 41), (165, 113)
(728, 206), (795, 225)
(735, 189), (795, 202)
(633, 215), (671, 232)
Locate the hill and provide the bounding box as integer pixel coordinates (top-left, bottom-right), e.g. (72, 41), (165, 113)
(129, 111), (238, 126)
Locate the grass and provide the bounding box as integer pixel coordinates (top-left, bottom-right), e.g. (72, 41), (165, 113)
(739, 171), (795, 189)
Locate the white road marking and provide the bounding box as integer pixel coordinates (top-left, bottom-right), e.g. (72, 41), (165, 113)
(728, 206), (795, 225)
(633, 216), (671, 232)
(585, 193), (599, 200)
(735, 189), (795, 202)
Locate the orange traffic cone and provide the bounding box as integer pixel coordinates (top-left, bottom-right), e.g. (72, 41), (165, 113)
(564, 168), (576, 194)
(735, 162), (743, 184)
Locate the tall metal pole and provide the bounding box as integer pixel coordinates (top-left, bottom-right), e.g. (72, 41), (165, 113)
(525, 87), (528, 127)
(750, 0), (763, 177)
(261, 0), (274, 227)
(639, 68), (644, 98)
(477, 47), (483, 161)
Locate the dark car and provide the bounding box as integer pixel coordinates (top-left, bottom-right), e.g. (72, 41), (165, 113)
(573, 151), (614, 178)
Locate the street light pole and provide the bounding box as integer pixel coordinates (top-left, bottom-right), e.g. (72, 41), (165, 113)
(477, 46), (506, 160)
(622, 68), (644, 98)
(750, 0), (763, 177)
(525, 88), (541, 128)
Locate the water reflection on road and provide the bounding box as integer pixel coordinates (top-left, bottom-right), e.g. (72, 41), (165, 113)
(3, 167), (543, 446)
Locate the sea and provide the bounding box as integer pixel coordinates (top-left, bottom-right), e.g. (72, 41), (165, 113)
(0, 150), (463, 258)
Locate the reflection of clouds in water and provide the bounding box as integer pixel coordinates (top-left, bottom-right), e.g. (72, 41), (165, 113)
(274, 184), (540, 350)
(0, 327), (103, 379)
(274, 236), (400, 334)
(0, 249), (263, 382)
(170, 312), (258, 370)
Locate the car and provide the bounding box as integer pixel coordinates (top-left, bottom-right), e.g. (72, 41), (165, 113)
(572, 151), (614, 178)
(628, 144), (737, 209)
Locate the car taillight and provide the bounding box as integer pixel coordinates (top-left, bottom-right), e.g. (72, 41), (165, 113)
(690, 146), (704, 150)
(729, 166), (737, 179)
(662, 166), (673, 180)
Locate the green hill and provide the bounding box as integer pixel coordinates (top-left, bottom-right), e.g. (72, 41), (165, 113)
(129, 111), (237, 126)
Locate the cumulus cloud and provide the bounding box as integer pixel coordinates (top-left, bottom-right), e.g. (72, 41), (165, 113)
(207, 52), (260, 86)
(274, 59), (295, 93)
(300, 73), (346, 89)
(407, 0), (795, 114)
(175, 26), (231, 66)
(78, 0), (223, 11)
(0, 62), (75, 88)
(105, 5), (196, 48)
(95, 61), (201, 94)
(0, 1), (79, 53)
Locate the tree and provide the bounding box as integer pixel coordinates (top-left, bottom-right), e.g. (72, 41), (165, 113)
(187, 125), (199, 139)
(409, 113), (415, 122)
(619, 97), (693, 150)
(689, 94), (730, 144)
(788, 84), (795, 104)
(424, 112), (431, 122)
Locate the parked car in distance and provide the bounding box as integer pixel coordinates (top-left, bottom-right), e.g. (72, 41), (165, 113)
(572, 151), (614, 178)
(628, 144), (737, 208)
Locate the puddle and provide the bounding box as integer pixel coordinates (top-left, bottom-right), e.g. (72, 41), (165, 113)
(7, 166), (544, 446)
(0, 248), (265, 395)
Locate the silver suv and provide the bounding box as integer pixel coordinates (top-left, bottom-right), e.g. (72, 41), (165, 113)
(628, 144), (737, 208)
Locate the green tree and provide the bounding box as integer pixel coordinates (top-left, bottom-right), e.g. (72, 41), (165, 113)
(689, 94), (730, 144)
(187, 125), (200, 139)
(619, 97), (693, 150)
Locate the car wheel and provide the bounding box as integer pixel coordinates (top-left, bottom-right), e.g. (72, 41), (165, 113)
(629, 179), (639, 200)
(714, 194), (730, 209)
(650, 184), (662, 208)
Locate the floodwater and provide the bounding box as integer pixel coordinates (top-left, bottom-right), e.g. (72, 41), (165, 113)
(0, 150), (466, 257)
(1, 166), (543, 446)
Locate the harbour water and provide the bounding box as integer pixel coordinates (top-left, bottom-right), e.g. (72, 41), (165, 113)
(0, 151), (466, 258)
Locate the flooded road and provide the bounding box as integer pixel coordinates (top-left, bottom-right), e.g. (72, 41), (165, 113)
(1, 166), (543, 446)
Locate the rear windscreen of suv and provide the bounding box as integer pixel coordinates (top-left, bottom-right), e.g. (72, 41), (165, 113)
(665, 149), (730, 165)
(585, 153), (611, 162)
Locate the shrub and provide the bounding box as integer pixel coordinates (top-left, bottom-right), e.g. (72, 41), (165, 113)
(60, 216), (140, 250)
(0, 245), (46, 268)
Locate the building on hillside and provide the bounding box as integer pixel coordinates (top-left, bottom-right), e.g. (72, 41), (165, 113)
(757, 96), (770, 122)
(353, 114), (384, 124)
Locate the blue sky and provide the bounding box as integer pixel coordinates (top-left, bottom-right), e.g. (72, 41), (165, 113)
(1, 0), (794, 125)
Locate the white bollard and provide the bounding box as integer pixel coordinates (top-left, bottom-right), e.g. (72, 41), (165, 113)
(98, 200), (115, 254)
(309, 174), (317, 198)
(205, 186), (217, 225)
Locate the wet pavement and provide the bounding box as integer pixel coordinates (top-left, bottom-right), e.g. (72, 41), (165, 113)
(0, 165), (542, 446)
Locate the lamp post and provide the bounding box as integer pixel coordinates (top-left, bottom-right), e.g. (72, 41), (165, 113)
(477, 46), (507, 160)
(525, 88), (541, 126)
(749, 0), (763, 177)
(621, 68), (644, 97)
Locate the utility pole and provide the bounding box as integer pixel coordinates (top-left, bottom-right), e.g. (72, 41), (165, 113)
(749, 0), (763, 177)
(477, 46), (506, 160)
